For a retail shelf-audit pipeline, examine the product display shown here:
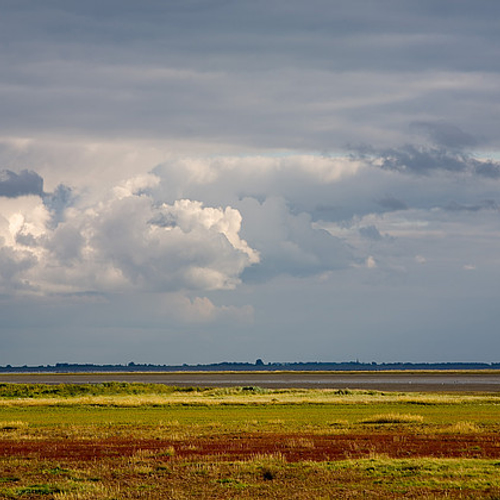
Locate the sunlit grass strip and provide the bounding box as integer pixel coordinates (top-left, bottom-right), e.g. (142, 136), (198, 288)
(0, 385), (499, 407)
(0, 420), (28, 430)
(358, 413), (424, 424)
(0, 382), (198, 398)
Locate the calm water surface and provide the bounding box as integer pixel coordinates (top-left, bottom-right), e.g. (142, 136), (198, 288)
(0, 371), (499, 392)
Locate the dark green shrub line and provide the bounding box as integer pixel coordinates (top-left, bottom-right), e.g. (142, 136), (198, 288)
(0, 382), (206, 399)
(0, 383), (277, 399)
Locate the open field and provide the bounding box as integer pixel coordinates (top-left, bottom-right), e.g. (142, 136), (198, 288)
(0, 382), (500, 498)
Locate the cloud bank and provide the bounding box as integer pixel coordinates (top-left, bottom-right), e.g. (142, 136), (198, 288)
(0, 172), (259, 296)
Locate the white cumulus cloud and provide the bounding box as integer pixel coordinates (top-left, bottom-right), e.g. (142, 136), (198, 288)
(0, 175), (259, 296)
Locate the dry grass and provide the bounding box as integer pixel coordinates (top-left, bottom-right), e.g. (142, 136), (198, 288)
(359, 413), (425, 424)
(2, 455), (499, 499)
(284, 437), (316, 449)
(442, 421), (482, 434)
(0, 420), (28, 430)
(0, 387), (498, 407)
(53, 484), (122, 500)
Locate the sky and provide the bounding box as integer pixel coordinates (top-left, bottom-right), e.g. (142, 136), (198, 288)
(1, 0), (500, 365)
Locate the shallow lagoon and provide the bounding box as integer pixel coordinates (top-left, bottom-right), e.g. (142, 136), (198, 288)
(1, 370), (500, 392)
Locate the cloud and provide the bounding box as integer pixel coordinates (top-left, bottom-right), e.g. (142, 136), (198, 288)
(1, 2), (500, 364)
(443, 200), (498, 212)
(78, 191), (260, 293)
(410, 121), (478, 149)
(320, 204), (500, 281)
(3, 151), (492, 300)
(376, 195), (408, 211)
(0, 172), (260, 296)
(42, 184), (76, 227)
(0, 170), (44, 198)
(238, 196), (351, 281)
(473, 160), (500, 179)
(45, 224), (85, 264)
(360, 144), (500, 177)
(2, 2), (500, 153)
(1, 145), (500, 363)
(160, 294), (254, 325)
(0, 167), (76, 227)
(373, 145), (468, 174)
(0, 157), (366, 298)
(359, 225), (383, 241)
(0, 246), (37, 292)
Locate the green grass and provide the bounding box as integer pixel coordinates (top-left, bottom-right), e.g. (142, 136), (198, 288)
(0, 401), (498, 431)
(0, 382), (203, 399)
(2, 483), (65, 498)
(331, 458), (500, 490)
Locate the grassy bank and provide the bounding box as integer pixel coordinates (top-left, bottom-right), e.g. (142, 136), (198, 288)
(0, 382), (499, 406)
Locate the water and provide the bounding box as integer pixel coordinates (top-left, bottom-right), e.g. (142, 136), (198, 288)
(0, 371), (499, 392)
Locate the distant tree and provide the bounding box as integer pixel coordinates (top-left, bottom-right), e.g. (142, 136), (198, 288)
(255, 358), (264, 366)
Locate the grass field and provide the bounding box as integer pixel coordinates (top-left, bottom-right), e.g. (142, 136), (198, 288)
(0, 382), (499, 498)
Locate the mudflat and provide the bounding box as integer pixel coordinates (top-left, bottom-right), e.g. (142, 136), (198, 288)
(0, 370), (500, 392)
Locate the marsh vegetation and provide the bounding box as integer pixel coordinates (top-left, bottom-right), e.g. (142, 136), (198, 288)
(0, 383), (499, 498)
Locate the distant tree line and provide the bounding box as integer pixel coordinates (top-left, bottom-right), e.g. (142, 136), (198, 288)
(0, 360), (499, 373)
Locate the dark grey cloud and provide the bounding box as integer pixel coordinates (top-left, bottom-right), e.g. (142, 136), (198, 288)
(376, 195), (408, 212)
(473, 161), (500, 179)
(0, 168), (75, 225)
(15, 233), (37, 248)
(443, 200), (499, 212)
(358, 145), (500, 177)
(148, 212), (177, 229)
(1, 1), (500, 149)
(4, 1), (499, 71)
(374, 146), (468, 174)
(359, 225), (383, 241)
(410, 121), (478, 149)
(43, 184), (76, 227)
(0, 170), (43, 198)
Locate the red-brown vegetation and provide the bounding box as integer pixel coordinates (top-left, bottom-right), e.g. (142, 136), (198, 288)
(1, 431), (499, 462)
